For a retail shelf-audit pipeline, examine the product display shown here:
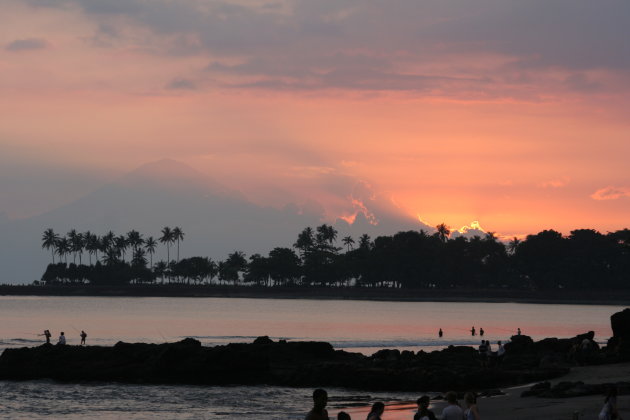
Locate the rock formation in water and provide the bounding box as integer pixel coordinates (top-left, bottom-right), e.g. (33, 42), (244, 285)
(0, 333), (590, 391)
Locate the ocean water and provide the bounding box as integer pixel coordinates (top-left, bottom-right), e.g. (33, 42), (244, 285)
(0, 296), (625, 418)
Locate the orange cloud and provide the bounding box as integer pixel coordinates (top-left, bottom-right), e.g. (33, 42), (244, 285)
(539, 177), (570, 188)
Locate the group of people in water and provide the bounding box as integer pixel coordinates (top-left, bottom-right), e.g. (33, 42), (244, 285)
(306, 387), (621, 420)
(40, 329), (87, 345)
(305, 389), (481, 420)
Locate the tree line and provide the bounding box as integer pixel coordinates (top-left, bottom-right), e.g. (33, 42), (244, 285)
(39, 225), (630, 290)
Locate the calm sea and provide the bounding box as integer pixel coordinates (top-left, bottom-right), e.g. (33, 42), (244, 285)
(0, 296), (624, 419)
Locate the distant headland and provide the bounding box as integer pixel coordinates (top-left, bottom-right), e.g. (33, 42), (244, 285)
(22, 224), (630, 300)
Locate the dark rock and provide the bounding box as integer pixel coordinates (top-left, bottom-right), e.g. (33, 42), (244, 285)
(611, 308), (630, 339)
(0, 336), (576, 392)
(253, 336), (274, 345)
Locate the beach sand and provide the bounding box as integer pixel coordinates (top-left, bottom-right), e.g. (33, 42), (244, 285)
(336, 362), (630, 420)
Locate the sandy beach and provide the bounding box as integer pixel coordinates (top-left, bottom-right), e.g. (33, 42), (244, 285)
(338, 362), (630, 420)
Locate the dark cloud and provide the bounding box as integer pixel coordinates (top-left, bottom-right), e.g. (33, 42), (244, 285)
(165, 78), (197, 90)
(5, 38), (48, 51)
(24, 0), (630, 94)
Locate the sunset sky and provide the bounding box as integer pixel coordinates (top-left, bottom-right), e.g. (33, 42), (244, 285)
(1, 0), (629, 239)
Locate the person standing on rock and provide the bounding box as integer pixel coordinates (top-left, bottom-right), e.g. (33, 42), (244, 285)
(464, 392), (480, 420)
(80, 330), (87, 345)
(57, 332), (66, 345)
(306, 388), (329, 420)
(414, 395), (437, 420)
(441, 392), (464, 420)
(496, 341), (505, 365)
(43, 329), (51, 344)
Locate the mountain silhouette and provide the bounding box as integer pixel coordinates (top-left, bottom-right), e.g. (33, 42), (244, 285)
(0, 159), (427, 284)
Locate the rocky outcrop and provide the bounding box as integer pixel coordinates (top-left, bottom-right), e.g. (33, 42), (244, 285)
(0, 336), (572, 391)
(611, 308), (630, 339)
(607, 308), (630, 361)
(522, 380), (630, 398)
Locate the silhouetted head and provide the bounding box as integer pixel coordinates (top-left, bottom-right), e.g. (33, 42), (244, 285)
(416, 395), (430, 408)
(369, 402), (385, 415)
(464, 392), (476, 406)
(605, 386), (618, 403)
(60, 332), (64, 336)
(445, 391), (458, 404)
(337, 411), (351, 420)
(312, 388), (328, 408)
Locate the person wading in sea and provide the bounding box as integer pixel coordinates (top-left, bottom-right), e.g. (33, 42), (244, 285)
(305, 389), (329, 420)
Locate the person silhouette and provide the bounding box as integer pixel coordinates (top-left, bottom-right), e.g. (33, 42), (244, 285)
(57, 332), (66, 345)
(517, 328), (522, 335)
(337, 412), (351, 420)
(43, 329), (51, 344)
(471, 326), (476, 336)
(305, 389), (329, 420)
(479, 328), (484, 337)
(438, 328), (443, 338)
(80, 330), (87, 345)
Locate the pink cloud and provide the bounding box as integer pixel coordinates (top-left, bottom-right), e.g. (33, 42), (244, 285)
(590, 186), (630, 201)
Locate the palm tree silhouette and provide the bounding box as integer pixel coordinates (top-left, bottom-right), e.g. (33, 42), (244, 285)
(342, 236), (355, 252)
(435, 223), (451, 243)
(67, 229), (81, 264)
(127, 230), (144, 254)
(42, 228), (60, 264)
(115, 235), (128, 262)
(160, 227), (173, 262)
(508, 237), (521, 255)
(172, 226), (184, 262)
(144, 236), (157, 268)
(56, 237), (70, 263)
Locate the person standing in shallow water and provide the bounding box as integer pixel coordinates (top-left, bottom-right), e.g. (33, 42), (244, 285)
(464, 392), (480, 420)
(441, 391), (464, 420)
(305, 389), (329, 420)
(414, 395), (437, 420)
(366, 402), (384, 420)
(471, 326), (476, 336)
(438, 328), (443, 338)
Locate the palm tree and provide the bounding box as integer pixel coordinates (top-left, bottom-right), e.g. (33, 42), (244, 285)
(56, 237), (70, 263)
(508, 237), (521, 255)
(127, 230), (144, 253)
(172, 226), (184, 262)
(42, 228), (60, 263)
(435, 223), (451, 243)
(115, 235), (128, 262)
(294, 227), (314, 258)
(67, 229), (81, 264)
(84, 232), (100, 265)
(160, 227), (174, 262)
(144, 236), (157, 268)
(358, 233), (372, 250)
(342, 236), (355, 252)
